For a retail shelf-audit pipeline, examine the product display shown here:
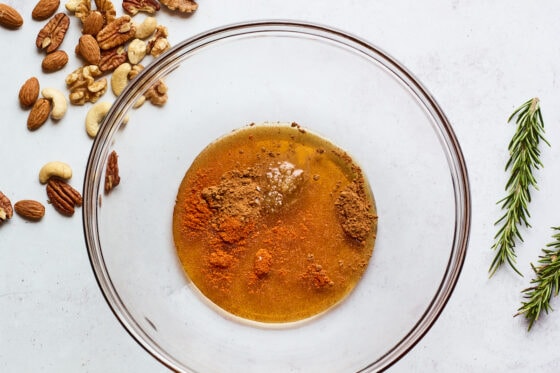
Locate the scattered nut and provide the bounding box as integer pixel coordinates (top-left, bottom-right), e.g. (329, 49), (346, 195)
(46, 178), (82, 216)
(32, 0), (61, 21)
(82, 10), (104, 35)
(36, 13), (70, 53)
(96, 15), (136, 50)
(64, 0), (82, 12)
(98, 46), (127, 72)
(159, 0), (198, 13)
(95, 0), (116, 25)
(19, 77), (40, 108)
(134, 16), (157, 39)
(14, 200), (46, 221)
(39, 161), (73, 184)
(72, 0), (90, 21)
(27, 98), (51, 131)
(41, 88), (68, 120)
(0, 191), (13, 224)
(123, 0), (160, 15)
(132, 95), (146, 109)
(150, 36), (170, 57)
(0, 3), (23, 29)
(105, 150), (120, 193)
(128, 63), (144, 80)
(41, 50), (69, 72)
(111, 63), (132, 96)
(128, 64), (146, 107)
(77, 34), (101, 65)
(127, 39), (147, 64)
(66, 65), (108, 105)
(85, 101), (111, 137)
(144, 79), (168, 106)
(146, 25), (169, 57)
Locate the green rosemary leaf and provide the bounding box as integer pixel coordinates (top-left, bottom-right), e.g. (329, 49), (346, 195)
(516, 228), (560, 330)
(489, 98), (548, 277)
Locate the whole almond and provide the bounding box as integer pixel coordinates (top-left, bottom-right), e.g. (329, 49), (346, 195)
(14, 200), (45, 221)
(41, 50), (68, 72)
(27, 98), (51, 130)
(32, 0), (60, 21)
(18, 77), (40, 108)
(0, 3), (23, 29)
(82, 10), (103, 36)
(78, 34), (101, 65)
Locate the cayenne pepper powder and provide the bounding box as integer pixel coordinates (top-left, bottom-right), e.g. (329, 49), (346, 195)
(172, 124), (378, 323)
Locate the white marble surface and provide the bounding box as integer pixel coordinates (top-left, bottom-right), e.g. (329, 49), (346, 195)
(1, 0), (560, 371)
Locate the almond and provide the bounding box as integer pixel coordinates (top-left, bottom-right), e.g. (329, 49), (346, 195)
(27, 98), (51, 130)
(0, 4), (23, 29)
(78, 34), (101, 65)
(32, 0), (60, 21)
(82, 10), (104, 36)
(14, 200), (46, 221)
(18, 77), (40, 108)
(41, 50), (68, 72)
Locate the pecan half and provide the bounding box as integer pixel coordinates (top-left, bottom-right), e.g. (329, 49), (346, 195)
(98, 46), (127, 72)
(123, 0), (160, 15)
(159, 0), (197, 13)
(46, 178), (83, 216)
(104, 150), (120, 193)
(96, 15), (136, 50)
(36, 13), (70, 53)
(0, 191), (13, 224)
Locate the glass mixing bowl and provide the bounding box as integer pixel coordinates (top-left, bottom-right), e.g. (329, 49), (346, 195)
(83, 20), (470, 372)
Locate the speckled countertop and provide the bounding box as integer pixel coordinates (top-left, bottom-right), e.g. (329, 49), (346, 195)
(2, 1), (560, 371)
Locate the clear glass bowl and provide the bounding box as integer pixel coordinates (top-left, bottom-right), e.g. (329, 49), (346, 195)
(83, 20), (470, 372)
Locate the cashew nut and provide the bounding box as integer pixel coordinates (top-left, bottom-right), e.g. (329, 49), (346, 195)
(127, 39), (147, 65)
(85, 101), (111, 138)
(133, 95), (146, 109)
(41, 88), (68, 120)
(134, 16), (157, 39)
(85, 102), (129, 137)
(111, 63), (132, 97)
(39, 161), (72, 184)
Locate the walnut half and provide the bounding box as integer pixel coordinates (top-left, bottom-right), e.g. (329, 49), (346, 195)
(65, 65), (108, 105)
(159, 0), (198, 13)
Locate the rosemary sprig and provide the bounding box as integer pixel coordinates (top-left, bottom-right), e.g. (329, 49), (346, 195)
(516, 227), (560, 330)
(489, 98), (549, 277)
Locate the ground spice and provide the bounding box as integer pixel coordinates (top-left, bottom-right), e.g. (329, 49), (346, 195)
(301, 263), (334, 289)
(253, 248), (273, 277)
(335, 181), (377, 243)
(172, 124), (378, 323)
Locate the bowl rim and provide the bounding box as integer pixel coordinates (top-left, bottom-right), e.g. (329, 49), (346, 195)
(83, 19), (471, 373)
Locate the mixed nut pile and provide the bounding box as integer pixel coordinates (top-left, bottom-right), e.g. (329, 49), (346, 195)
(0, 0), (197, 224)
